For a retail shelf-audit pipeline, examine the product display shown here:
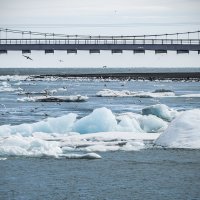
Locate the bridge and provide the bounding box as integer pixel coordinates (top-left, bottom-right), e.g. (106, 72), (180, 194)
(0, 28), (200, 54)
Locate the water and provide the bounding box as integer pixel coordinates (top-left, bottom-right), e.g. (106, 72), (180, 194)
(0, 68), (200, 200)
(0, 73), (199, 125)
(1, 150), (200, 200)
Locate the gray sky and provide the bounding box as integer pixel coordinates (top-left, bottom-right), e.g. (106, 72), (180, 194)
(0, 0), (200, 68)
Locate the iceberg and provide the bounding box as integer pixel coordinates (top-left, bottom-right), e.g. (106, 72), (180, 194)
(139, 115), (168, 133)
(0, 113), (77, 136)
(0, 106), (169, 137)
(142, 104), (178, 122)
(73, 107), (117, 134)
(155, 109), (200, 149)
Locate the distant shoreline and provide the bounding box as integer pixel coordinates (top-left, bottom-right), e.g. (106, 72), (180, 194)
(0, 68), (200, 80)
(32, 72), (200, 81)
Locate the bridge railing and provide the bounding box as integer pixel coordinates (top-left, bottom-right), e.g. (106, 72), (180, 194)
(0, 38), (200, 45)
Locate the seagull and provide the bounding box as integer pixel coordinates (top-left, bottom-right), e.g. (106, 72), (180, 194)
(23, 55), (33, 60)
(59, 60), (64, 62)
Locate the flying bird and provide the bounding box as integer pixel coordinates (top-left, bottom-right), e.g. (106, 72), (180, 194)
(23, 55), (33, 60)
(59, 60), (64, 62)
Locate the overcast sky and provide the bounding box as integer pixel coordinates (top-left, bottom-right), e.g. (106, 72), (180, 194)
(0, 0), (200, 68)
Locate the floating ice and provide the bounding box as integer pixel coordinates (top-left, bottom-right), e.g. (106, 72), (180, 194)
(0, 81), (22, 92)
(179, 94), (200, 98)
(0, 135), (62, 157)
(117, 115), (144, 133)
(96, 89), (175, 98)
(142, 104), (178, 122)
(96, 89), (134, 97)
(155, 109), (200, 149)
(17, 95), (88, 102)
(0, 157), (7, 161)
(73, 107), (117, 134)
(0, 75), (29, 81)
(133, 91), (175, 98)
(139, 115), (168, 133)
(0, 113), (77, 136)
(0, 106), (169, 137)
(61, 131), (159, 153)
(60, 153), (101, 159)
(0, 105), (184, 158)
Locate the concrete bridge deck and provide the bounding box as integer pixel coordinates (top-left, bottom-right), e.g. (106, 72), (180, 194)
(0, 28), (200, 53)
(0, 41), (200, 53)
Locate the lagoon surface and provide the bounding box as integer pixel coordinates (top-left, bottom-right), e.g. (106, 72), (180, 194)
(0, 68), (200, 200)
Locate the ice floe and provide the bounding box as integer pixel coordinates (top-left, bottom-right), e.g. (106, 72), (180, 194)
(0, 157), (7, 161)
(17, 95), (88, 102)
(155, 109), (200, 149)
(0, 114), (77, 136)
(0, 81), (23, 92)
(179, 94), (200, 98)
(60, 153), (101, 159)
(0, 106), (169, 137)
(73, 107), (117, 134)
(142, 104), (178, 122)
(0, 105), (199, 158)
(0, 135), (62, 157)
(96, 89), (175, 98)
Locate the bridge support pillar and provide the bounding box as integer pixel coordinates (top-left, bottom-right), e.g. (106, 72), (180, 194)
(67, 49), (77, 54)
(45, 49), (54, 54)
(22, 50), (31, 54)
(198, 50), (200, 54)
(155, 50), (167, 54)
(0, 50), (7, 54)
(177, 50), (189, 54)
(134, 50), (145, 54)
(112, 50), (122, 53)
(89, 49), (100, 54)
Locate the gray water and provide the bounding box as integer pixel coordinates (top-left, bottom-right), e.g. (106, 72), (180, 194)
(0, 74), (200, 125)
(1, 150), (200, 200)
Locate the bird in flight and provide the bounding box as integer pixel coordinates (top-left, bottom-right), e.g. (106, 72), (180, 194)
(59, 60), (64, 62)
(23, 55), (33, 60)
